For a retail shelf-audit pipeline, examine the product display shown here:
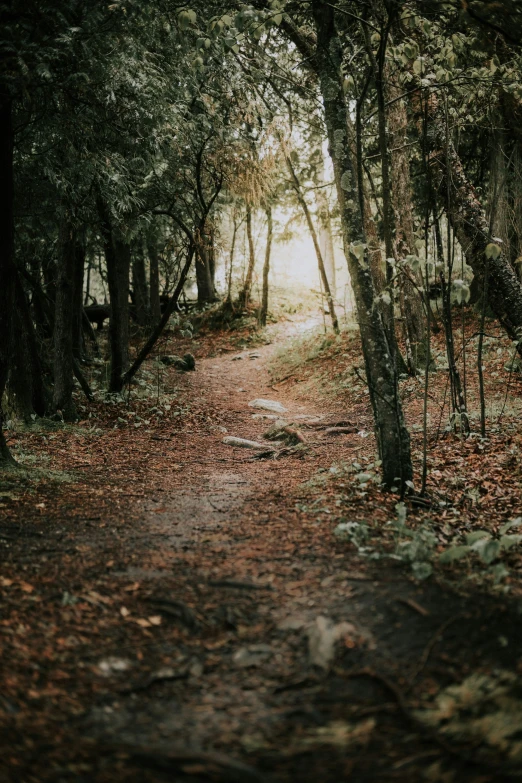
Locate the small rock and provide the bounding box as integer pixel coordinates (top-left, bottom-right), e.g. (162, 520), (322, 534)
(233, 645), (273, 668)
(252, 413), (279, 420)
(223, 436), (272, 450)
(232, 356), (243, 361)
(307, 616), (356, 669)
(98, 657), (132, 677)
(248, 399), (288, 414)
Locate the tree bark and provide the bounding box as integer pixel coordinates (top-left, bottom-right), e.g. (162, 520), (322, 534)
(285, 153), (339, 333)
(312, 0), (412, 489)
(313, 138), (336, 295)
(416, 92), (522, 349)
(98, 200), (131, 393)
(195, 231), (217, 306)
(0, 93), (16, 464)
(238, 206), (256, 309)
(52, 217), (78, 420)
(8, 278), (49, 420)
(122, 244), (194, 387)
(72, 233), (85, 360)
(132, 243), (150, 327)
(147, 233), (162, 323)
(259, 205), (273, 327)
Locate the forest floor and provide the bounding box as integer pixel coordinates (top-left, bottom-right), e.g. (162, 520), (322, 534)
(2, 311), (522, 783)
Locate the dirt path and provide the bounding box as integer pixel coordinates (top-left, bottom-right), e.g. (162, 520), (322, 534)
(2, 335), (522, 782)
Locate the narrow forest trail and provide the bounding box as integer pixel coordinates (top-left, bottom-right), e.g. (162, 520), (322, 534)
(2, 328), (522, 783)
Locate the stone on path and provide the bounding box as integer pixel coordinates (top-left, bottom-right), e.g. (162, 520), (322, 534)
(248, 399), (288, 415)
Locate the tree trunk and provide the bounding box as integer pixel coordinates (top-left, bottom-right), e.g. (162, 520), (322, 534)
(387, 76), (426, 372)
(285, 153), (339, 334)
(122, 244), (194, 387)
(132, 243), (150, 327)
(312, 0), (412, 489)
(8, 279), (49, 420)
(313, 139), (336, 295)
(0, 94), (16, 463)
(98, 200), (131, 393)
(259, 205), (273, 327)
(52, 218), (78, 421)
(72, 233), (85, 360)
(195, 232), (216, 306)
(238, 206), (256, 309)
(225, 214), (238, 305)
(148, 233), (161, 323)
(416, 92), (522, 349)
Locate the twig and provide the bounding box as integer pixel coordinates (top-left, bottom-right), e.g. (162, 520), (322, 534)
(407, 614), (464, 690)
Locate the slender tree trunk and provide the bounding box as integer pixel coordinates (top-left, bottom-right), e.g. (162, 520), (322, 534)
(53, 218), (78, 420)
(413, 90), (522, 350)
(238, 206), (256, 309)
(148, 234), (161, 323)
(72, 233), (85, 359)
(0, 93), (16, 463)
(8, 279), (49, 420)
(226, 215), (238, 305)
(132, 243), (150, 327)
(122, 245), (194, 386)
(285, 154), (339, 333)
(195, 230), (216, 306)
(312, 0), (412, 489)
(98, 200), (131, 393)
(314, 139), (336, 294)
(260, 205), (273, 327)
(387, 75), (426, 372)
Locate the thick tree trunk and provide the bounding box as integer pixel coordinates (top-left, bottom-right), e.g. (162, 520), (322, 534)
(312, 0), (412, 489)
(132, 244), (150, 327)
(238, 206), (256, 309)
(52, 218), (78, 421)
(98, 201), (131, 393)
(259, 205), (273, 327)
(0, 94), (16, 464)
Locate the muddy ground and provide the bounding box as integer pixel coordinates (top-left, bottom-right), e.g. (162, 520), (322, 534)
(1, 319), (522, 782)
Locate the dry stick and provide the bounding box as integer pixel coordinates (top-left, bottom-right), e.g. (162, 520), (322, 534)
(121, 245), (194, 387)
(407, 614), (464, 691)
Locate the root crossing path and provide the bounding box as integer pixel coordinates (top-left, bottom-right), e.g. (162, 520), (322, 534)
(2, 338), (522, 782)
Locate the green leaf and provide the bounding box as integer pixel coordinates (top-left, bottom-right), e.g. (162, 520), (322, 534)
(500, 534), (522, 550)
(439, 545), (470, 564)
(465, 530), (491, 545)
(412, 561), (433, 580)
(472, 538), (500, 564)
(499, 517), (522, 534)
